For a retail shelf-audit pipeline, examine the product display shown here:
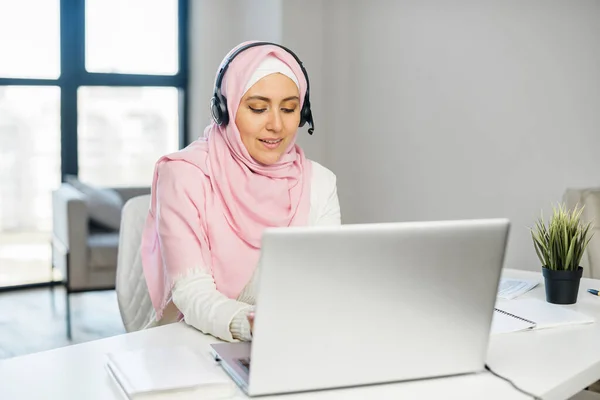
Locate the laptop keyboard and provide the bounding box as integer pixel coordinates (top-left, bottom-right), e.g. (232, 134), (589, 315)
(237, 357), (251, 374)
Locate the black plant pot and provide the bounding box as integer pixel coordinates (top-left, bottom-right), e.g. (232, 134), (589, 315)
(542, 266), (583, 305)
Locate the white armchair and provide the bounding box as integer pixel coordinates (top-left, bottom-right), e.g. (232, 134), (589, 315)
(563, 187), (600, 279)
(115, 194), (154, 333)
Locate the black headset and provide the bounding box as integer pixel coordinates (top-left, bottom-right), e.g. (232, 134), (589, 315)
(210, 42), (315, 135)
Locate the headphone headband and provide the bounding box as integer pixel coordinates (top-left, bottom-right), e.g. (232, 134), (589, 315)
(210, 42), (314, 135)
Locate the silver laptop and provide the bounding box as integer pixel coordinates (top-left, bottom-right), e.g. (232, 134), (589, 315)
(211, 218), (510, 396)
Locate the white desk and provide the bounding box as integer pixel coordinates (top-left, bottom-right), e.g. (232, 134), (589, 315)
(488, 269), (600, 400)
(0, 269), (598, 400)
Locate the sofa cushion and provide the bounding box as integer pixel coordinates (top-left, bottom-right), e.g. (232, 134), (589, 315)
(88, 232), (119, 270)
(65, 175), (123, 230)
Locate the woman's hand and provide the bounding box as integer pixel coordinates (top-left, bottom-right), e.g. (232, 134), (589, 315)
(247, 312), (255, 334)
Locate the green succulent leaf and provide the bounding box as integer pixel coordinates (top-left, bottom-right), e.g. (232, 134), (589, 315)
(530, 203), (595, 271)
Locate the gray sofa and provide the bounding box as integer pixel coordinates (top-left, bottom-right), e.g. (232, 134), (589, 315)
(51, 179), (150, 338)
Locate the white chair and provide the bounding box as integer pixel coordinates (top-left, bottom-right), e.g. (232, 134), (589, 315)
(115, 195), (154, 332)
(563, 187), (600, 279)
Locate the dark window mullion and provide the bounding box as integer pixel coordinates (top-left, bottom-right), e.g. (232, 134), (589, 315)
(0, 78), (60, 86)
(77, 72), (185, 87)
(60, 0), (86, 180)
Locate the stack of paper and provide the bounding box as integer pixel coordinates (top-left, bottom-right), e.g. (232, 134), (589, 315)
(497, 278), (538, 300)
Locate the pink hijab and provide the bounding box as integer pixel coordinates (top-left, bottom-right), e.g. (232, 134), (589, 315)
(141, 41), (312, 318)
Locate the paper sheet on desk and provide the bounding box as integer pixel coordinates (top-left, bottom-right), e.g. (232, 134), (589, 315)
(491, 298), (595, 335)
(497, 278), (538, 300)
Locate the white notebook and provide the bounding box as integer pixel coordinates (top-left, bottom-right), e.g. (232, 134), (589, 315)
(491, 309), (536, 334)
(491, 298), (595, 335)
(105, 345), (237, 400)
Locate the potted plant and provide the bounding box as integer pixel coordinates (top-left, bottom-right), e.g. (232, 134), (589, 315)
(531, 203), (594, 304)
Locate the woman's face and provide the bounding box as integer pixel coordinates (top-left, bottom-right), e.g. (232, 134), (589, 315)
(235, 73), (301, 166)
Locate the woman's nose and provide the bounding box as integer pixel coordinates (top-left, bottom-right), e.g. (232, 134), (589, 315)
(266, 109), (283, 132)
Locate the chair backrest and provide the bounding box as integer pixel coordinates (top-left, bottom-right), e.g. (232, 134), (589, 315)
(564, 187), (600, 279)
(116, 194), (154, 332)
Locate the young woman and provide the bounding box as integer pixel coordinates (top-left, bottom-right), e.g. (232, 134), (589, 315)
(140, 41), (341, 342)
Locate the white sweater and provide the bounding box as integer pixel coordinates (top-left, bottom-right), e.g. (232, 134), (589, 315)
(145, 160), (341, 341)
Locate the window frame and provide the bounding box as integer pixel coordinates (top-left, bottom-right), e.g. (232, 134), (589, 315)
(0, 0), (189, 180)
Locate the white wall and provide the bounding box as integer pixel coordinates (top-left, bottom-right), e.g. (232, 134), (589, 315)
(280, 1), (328, 164)
(189, 1), (600, 272)
(188, 0), (244, 143)
(322, 0), (600, 271)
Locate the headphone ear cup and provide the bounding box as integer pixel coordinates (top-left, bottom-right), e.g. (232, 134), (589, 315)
(221, 95), (229, 125)
(210, 96), (222, 125)
(211, 93), (229, 126)
(219, 94), (229, 125)
(299, 99), (310, 127)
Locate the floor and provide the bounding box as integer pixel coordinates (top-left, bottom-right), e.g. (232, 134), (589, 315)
(0, 230), (125, 360)
(0, 286), (125, 360)
(0, 232), (58, 288)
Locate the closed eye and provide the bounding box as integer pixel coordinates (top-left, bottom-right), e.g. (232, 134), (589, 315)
(282, 108), (296, 113)
(249, 106), (266, 114)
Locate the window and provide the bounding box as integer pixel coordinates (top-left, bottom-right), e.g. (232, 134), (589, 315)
(0, 0), (188, 287)
(85, 0), (179, 75)
(0, 0), (60, 79)
(0, 86), (61, 232)
(78, 86), (179, 186)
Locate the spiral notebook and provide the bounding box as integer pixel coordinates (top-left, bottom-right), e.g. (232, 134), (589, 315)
(491, 298), (595, 335)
